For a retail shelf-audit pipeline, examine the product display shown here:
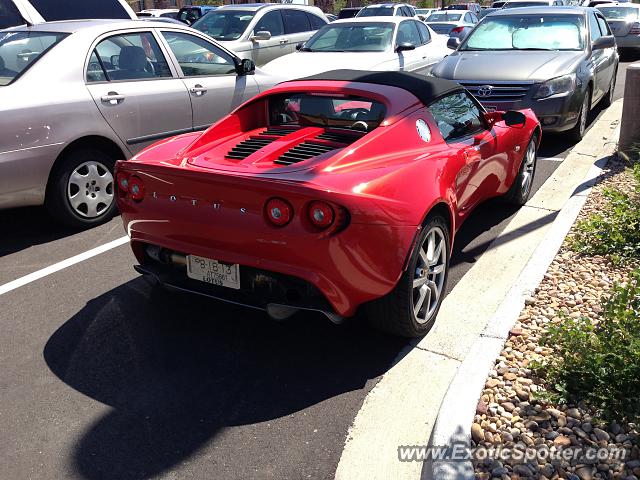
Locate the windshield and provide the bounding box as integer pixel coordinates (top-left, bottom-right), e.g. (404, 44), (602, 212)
(598, 6), (640, 19)
(427, 12), (462, 21)
(357, 6), (395, 17)
(503, 1), (550, 7)
(0, 31), (67, 86)
(270, 93), (386, 132)
(192, 10), (255, 40)
(461, 15), (584, 51)
(304, 23), (394, 52)
(0, 0), (24, 29)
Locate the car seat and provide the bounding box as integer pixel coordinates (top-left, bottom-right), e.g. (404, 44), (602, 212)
(109, 46), (153, 80)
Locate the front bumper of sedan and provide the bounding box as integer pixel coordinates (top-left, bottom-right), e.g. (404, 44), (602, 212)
(460, 81), (585, 133)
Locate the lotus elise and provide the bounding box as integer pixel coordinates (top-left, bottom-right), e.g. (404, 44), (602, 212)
(116, 70), (541, 337)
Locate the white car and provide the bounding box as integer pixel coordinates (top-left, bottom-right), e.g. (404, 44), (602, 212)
(137, 9), (179, 19)
(190, 4), (328, 66)
(262, 17), (449, 79)
(356, 3), (417, 17)
(425, 10), (478, 36)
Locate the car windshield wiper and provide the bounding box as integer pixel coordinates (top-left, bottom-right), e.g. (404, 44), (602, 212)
(512, 47), (555, 51)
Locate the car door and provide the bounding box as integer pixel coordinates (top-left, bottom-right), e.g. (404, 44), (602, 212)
(596, 12), (617, 91)
(395, 19), (423, 72)
(281, 9), (313, 54)
(250, 9), (289, 65)
(415, 21), (437, 73)
(85, 30), (193, 154)
(429, 91), (503, 213)
(588, 11), (609, 103)
(160, 30), (261, 132)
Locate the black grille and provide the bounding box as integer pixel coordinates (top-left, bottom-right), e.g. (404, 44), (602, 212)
(226, 136), (275, 160)
(262, 126), (299, 137)
(276, 142), (337, 166)
(461, 82), (532, 102)
(316, 131), (361, 143)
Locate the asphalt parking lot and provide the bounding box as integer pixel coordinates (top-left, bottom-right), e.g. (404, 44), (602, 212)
(0, 60), (632, 480)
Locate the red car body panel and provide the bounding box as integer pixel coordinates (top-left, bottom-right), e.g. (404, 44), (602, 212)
(116, 76), (540, 318)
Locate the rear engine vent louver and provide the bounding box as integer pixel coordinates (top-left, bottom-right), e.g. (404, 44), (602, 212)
(226, 127), (299, 160)
(262, 126), (299, 137)
(275, 142), (337, 166)
(315, 131), (360, 143)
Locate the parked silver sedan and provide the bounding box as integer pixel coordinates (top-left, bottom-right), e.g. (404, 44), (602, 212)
(0, 20), (275, 227)
(597, 3), (640, 53)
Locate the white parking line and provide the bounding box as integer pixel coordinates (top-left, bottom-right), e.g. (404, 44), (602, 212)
(0, 236), (129, 296)
(540, 157), (565, 162)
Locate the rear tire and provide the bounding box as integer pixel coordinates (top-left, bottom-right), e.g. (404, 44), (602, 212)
(46, 148), (117, 228)
(503, 134), (538, 206)
(601, 70), (616, 108)
(367, 215), (450, 338)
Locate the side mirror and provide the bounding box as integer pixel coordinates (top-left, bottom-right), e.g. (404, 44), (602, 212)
(503, 110), (526, 127)
(251, 30), (271, 41)
(592, 35), (615, 50)
(396, 42), (416, 52)
(447, 37), (461, 50)
(110, 55), (119, 68)
(296, 42), (304, 51)
(235, 57), (255, 75)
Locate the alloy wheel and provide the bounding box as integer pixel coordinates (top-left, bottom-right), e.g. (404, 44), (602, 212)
(520, 140), (537, 198)
(412, 226), (447, 324)
(67, 161), (114, 218)
(579, 94), (589, 138)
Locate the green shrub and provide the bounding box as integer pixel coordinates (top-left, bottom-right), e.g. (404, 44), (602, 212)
(570, 163), (640, 263)
(534, 269), (640, 422)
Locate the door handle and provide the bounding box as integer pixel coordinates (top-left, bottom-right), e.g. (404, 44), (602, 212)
(101, 92), (125, 105)
(279, 38), (289, 44)
(190, 84), (207, 96)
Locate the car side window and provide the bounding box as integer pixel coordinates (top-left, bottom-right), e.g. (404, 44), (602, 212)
(589, 11), (602, 42)
(470, 13), (478, 23)
(89, 32), (172, 82)
(161, 31), (236, 76)
(417, 22), (431, 44)
(397, 20), (422, 46)
(282, 9), (311, 33)
(255, 10), (285, 36)
(597, 14), (611, 35)
(429, 92), (485, 142)
(307, 12), (327, 30)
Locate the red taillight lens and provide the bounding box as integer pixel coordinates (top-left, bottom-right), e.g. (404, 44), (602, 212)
(265, 198), (293, 226)
(128, 175), (145, 202)
(116, 172), (129, 193)
(308, 201), (335, 229)
(450, 26), (465, 34)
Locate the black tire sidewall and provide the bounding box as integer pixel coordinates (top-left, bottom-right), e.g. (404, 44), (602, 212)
(46, 149), (117, 228)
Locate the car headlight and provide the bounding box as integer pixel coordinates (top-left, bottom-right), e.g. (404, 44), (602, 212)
(533, 74), (576, 99)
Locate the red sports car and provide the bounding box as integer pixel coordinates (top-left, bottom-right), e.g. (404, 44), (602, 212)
(116, 70), (541, 337)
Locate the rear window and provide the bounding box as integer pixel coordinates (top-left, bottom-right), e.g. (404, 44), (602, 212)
(357, 6), (395, 17)
(270, 93), (386, 132)
(28, 0), (132, 20)
(191, 10), (255, 40)
(0, 0), (24, 29)
(598, 6), (640, 19)
(0, 31), (67, 86)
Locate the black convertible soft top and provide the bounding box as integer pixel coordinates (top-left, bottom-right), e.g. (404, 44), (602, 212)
(299, 70), (464, 105)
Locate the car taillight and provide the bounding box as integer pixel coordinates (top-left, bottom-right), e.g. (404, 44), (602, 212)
(128, 175), (145, 202)
(631, 22), (640, 35)
(265, 198), (293, 227)
(308, 201), (335, 229)
(450, 26), (465, 34)
(116, 172), (129, 193)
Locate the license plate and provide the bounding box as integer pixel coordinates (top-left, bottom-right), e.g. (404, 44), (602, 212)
(186, 255), (240, 290)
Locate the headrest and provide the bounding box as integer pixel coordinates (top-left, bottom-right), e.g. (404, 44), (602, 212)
(119, 46), (147, 71)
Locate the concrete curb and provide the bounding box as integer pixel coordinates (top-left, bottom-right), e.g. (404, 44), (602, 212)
(427, 104), (622, 480)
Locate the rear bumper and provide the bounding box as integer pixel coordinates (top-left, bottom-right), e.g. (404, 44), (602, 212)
(615, 36), (640, 49)
(124, 219), (418, 318)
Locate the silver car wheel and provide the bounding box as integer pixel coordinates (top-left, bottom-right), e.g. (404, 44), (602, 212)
(520, 139), (537, 197)
(579, 94), (589, 138)
(67, 161), (114, 218)
(413, 226), (447, 324)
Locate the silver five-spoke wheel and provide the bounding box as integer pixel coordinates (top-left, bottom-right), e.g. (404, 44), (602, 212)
(413, 226), (447, 324)
(520, 139), (536, 198)
(67, 161), (114, 218)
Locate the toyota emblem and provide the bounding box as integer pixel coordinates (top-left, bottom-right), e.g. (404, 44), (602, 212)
(477, 85), (493, 97)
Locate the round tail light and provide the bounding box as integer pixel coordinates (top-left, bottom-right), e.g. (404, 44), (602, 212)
(265, 198), (293, 226)
(308, 201), (334, 229)
(116, 172), (129, 192)
(128, 175), (145, 202)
